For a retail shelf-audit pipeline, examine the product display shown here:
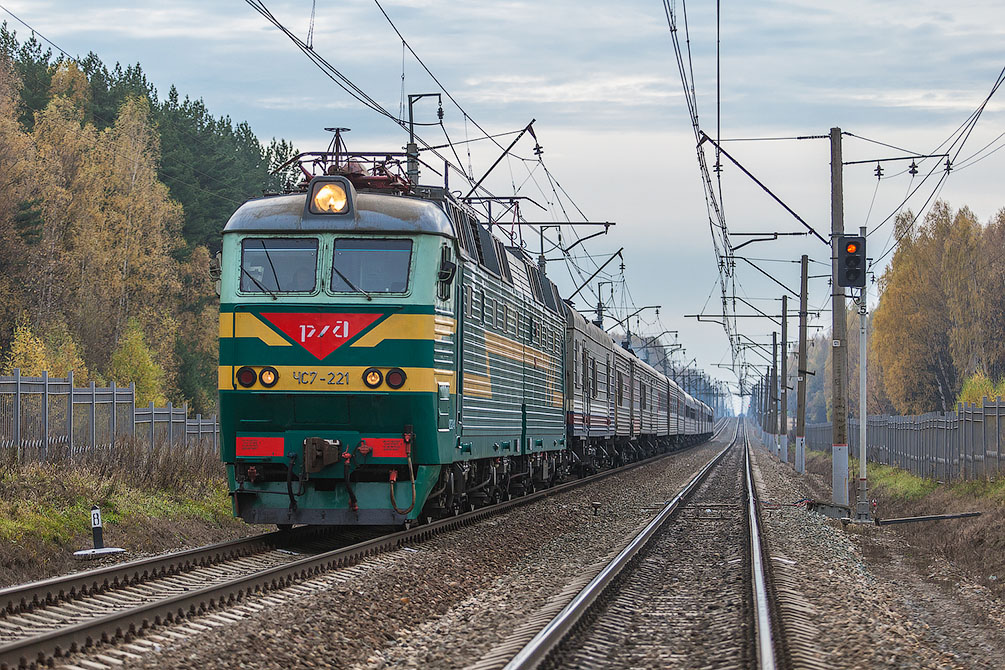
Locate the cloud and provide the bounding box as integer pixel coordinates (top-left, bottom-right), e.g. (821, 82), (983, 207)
(253, 96), (359, 111)
(461, 73), (681, 107)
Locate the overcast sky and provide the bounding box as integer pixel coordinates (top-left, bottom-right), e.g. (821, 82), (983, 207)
(5, 1), (1005, 412)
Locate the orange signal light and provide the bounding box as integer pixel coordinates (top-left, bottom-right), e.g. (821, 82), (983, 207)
(845, 242), (858, 254)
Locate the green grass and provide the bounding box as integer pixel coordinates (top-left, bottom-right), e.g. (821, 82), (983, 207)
(948, 478), (1005, 504)
(0, 479), (236, 546)
(847, 457), (938, 500)
(867, 463), (938, 500)
(0, 441), (238, 548)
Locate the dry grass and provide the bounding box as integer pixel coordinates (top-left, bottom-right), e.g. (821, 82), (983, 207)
(0, 439), (255, 587)
(805, 450), (1005, 596)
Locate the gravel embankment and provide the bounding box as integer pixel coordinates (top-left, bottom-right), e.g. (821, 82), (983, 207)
(115, 437), (730, 670)
(554, 443), (751, 670)
(750, 435), (1005, 670)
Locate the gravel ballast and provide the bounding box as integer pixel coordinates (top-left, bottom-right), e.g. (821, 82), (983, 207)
(114, 438), (729, 670)
(750, 434), (1005, 670)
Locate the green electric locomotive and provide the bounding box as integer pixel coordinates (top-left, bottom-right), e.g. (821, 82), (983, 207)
(218, 152), (567, 525)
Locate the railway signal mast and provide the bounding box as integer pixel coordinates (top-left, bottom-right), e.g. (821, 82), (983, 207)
(838, 230), (871, 520)
(830, 128), (850, 509)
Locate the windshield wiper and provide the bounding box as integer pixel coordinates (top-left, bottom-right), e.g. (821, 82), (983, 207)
(332, 264), (372, 301)
(257, 241), (283, 292)
(241, 267), (278, 300)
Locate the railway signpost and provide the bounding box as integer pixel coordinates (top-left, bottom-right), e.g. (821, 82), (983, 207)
(73, 505), (125, 559)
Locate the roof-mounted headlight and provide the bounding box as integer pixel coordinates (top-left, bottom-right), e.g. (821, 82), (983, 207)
(311, 182), (349, 214)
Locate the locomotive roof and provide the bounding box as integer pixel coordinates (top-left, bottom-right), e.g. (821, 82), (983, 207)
(222, 191), (456, 237)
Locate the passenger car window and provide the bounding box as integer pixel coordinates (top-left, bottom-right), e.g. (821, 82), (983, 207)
(331, 238), (412, 293)
(240, 238), (318, 293)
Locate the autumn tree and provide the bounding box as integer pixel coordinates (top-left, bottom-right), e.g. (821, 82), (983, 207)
(0, 52), (35, 345)
(0, 27), (292, 412)
(0, 320), (49, 376)
(107, 318), (166, 406)
(973, 208), (1005, 380)
(873, 203), (975, 413)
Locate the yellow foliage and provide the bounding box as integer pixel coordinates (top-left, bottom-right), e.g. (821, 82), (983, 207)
(42, 320), (90, 385)
(873, 204), (962, 413)
(107, 318), (166, 406)
(0, 320), (50, 376)
(49, 61), (90, 111)
(957, 371), (1005, 406)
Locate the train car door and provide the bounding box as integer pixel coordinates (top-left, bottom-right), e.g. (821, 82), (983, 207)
(582, 345), (591, 439)
(629, 359), (636, 439)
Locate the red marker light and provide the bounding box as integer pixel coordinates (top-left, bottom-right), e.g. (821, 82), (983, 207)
(385, 368), (407, 389)
(236, 366), (257, 388)
(845, 242), (858, 254)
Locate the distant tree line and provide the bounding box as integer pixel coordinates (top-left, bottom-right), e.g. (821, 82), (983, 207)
(791, 201), (1005, 424)
(0, 25), (298, 412)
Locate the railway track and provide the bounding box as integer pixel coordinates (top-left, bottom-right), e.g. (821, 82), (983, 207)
(468, 418), (787, 670)
(0, 425), (728, 670)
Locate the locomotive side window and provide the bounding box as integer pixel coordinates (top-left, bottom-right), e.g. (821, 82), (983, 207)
(592, 358), (598, 399)
(331, 238), (412, 293)
(240, 238), (318, 293)
(484, 296), (493, 326)
(473, 289), (483, 320)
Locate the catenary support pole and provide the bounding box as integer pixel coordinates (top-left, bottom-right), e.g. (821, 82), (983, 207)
(771, 331), (779, 457)
(796, 254), (809, 473)
(831, 126), (849, 506)
(780, 294), (789, 464)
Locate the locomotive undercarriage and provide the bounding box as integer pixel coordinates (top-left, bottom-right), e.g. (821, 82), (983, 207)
(231, 431), (712, 527)
(419, 434), (694, 521)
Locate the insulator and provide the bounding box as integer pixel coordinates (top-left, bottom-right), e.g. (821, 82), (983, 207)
(945, 158), (953, 173)
(437, 103), (444, 121)
(908, 161), (918, 176)
(874, 162), (883, 179)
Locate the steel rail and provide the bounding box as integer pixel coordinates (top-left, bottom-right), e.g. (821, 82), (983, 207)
(501, 419), (741, 670)
(0, 431), (721, 670)
(0, 527), (327, 616)
(745, 421), (780, 670)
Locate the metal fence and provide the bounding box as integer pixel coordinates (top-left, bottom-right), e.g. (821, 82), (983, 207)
(0, 369), (219, 461)
(805, 398), (1005, 481)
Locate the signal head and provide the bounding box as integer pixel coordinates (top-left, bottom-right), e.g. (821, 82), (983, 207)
(837, 235), (867, 288)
